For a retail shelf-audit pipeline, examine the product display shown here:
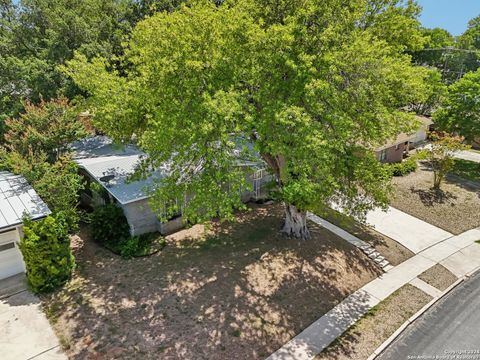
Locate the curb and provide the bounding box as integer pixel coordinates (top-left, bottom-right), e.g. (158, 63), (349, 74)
(367, 265), (480, 360)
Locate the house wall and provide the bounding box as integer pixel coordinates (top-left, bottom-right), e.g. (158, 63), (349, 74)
(121, 199), (159, 236)
(376, 142), (406, 163)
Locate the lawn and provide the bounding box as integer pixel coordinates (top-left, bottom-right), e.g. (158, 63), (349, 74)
(42, 203), (381, 360)
(391, 164), (480, 235)
(451, 159), (480, 182)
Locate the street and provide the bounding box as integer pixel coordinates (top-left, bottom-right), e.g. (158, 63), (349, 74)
(377, 270), (480, 359)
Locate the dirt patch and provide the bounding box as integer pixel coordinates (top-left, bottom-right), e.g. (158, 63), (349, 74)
(320, 209), (413, 266)
(391, 165), (480, 234)
(315, 284), (432, 360)
(418, 264), (458, 291)
(42, 203), (381, 360)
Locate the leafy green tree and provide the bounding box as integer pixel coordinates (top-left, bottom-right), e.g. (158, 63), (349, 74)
(3, 97), (88, 162)
(409, 68), (447, 115)
(421, 27), (454, 49)
(422, 132), (470, 190)
(434, 69), (480, 145)
(458, 15), (480, 50)
(67, 0), (428, 239)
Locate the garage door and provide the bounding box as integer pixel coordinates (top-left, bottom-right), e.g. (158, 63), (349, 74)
(0, 229), (25, 280)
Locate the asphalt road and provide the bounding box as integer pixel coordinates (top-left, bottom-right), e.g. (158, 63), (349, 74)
(377, 270), (480, 360)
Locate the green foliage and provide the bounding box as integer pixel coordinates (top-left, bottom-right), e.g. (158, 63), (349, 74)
(387, 157), (417, 176)
(89, 204), (165, 258)
(67, 0), (428, 233)
(409, 68), (446, 115)
(458, 15), (480, 50)
(425, 132), (470, 189)
(90, 204), (130, 245)
(3, 97), (88, 162)
(451, 159), (480, 182)
(421, 27), (454, 49)
(434, 69), (480, 144)
(19, 214), (75, 293)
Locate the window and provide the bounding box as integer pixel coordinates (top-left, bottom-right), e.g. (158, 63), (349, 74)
(379, 149), (387, 162)
(0, 242), (15, 252)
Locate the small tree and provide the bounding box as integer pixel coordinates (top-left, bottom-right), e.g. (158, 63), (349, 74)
(425, 132), (470, 190)
(19, 214), (75, 293)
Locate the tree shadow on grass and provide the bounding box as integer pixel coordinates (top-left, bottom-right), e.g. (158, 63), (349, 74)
(409, 186), (457, 207)
(42, 203), (382, 360)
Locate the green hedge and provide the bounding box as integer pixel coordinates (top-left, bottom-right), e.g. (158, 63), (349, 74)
(388, 158), (418, 176)
(90, 204), (165, 258)
(19, 213), (75, 293)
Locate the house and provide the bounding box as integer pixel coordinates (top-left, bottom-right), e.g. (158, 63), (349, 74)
(0, 172), (50, 280)
(376, 116), (433, 163)
(71, 136), (272, 236)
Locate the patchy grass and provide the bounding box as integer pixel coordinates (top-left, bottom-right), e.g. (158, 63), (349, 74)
(316, 207), (414, 266)
(315, 284), (432, 360)
(451, 159), (480, 182)
(391, 164), (480, 234)
(418, 264), (458, 291)
(42, 203), (381, 360)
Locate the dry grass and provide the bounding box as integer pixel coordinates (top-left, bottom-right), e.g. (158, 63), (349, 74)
(42, 203), (381, 360)
(315, 284), (432, 360)
(418, 264), (458, 291)
(391, 164), (480, 234)
(319, 208), (413, 266)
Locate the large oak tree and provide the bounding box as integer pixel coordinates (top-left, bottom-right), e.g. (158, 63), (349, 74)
(66, 0), (429, 239)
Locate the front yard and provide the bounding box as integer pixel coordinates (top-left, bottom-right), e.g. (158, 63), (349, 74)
(391, 164), (480, 234)
(42, 203), (381, 360)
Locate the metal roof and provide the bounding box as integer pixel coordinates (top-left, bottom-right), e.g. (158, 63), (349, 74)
(0, 172), (51, 230)
(70, 137), (168, 205)
(70, 136), (266, 205)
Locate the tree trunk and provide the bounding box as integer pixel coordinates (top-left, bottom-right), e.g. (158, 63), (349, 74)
(282, 204), (310, 240)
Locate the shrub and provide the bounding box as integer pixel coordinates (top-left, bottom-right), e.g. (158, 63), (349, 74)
(19, 213), (75, 293)
(388, 158), (418, 176)
(90, 204), (130, 245)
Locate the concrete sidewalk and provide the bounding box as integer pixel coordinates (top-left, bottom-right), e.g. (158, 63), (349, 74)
(0, 276), (66, 360)
(267, 227), (480, 360)
(365, 206), (452, 254)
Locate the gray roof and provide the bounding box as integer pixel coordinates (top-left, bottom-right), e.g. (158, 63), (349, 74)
(0, 172), (51, 230)
(71, 136), (266, 205)
(71, 136), (168, 205)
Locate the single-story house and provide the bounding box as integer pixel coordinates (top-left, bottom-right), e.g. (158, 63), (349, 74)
(376, 115), (434, 163)
(0, 172), (50, 280)
(71, 136), (272, 236)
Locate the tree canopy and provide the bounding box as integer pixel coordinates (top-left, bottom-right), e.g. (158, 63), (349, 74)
(434, 69), (480, 145)
(67, 0), (429, 239)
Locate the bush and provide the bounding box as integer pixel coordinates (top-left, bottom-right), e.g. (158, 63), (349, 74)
(90, 204), (130, 245)
(19, 213), (75, 293)
(388, 158), (418, 176)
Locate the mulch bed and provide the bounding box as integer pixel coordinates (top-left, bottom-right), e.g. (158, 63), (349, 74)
(391, 164), (480, 235)
(42, 203), (381, 360)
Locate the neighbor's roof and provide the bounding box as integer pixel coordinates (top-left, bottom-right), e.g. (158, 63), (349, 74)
(376, 115), (433, 151)
(0, 172), (51, 230)
(70, 136), (168, 205)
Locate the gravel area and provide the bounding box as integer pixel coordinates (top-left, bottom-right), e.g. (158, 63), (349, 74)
(42, 203), (381, 360)
(418, 264), (458, 291)
(315, 284), (432, 360)
(391, 165), (480, 235)
(320, 209), (414, 266)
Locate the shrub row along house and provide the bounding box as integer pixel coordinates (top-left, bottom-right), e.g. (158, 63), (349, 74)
(375, 116), (433, 163)
(0, 172), (50, 280)
(71, 136), (272, 236)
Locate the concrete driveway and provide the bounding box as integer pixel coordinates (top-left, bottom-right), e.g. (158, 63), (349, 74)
(455, 149), (480, 163)
(366, 206), (453, 253)
(0, 275), (65, 360)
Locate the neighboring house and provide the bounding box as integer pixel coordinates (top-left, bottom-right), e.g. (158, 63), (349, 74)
(0, 172), (50, 280)
(376, 116), (433, 163)
(71, 136), (272, 236)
